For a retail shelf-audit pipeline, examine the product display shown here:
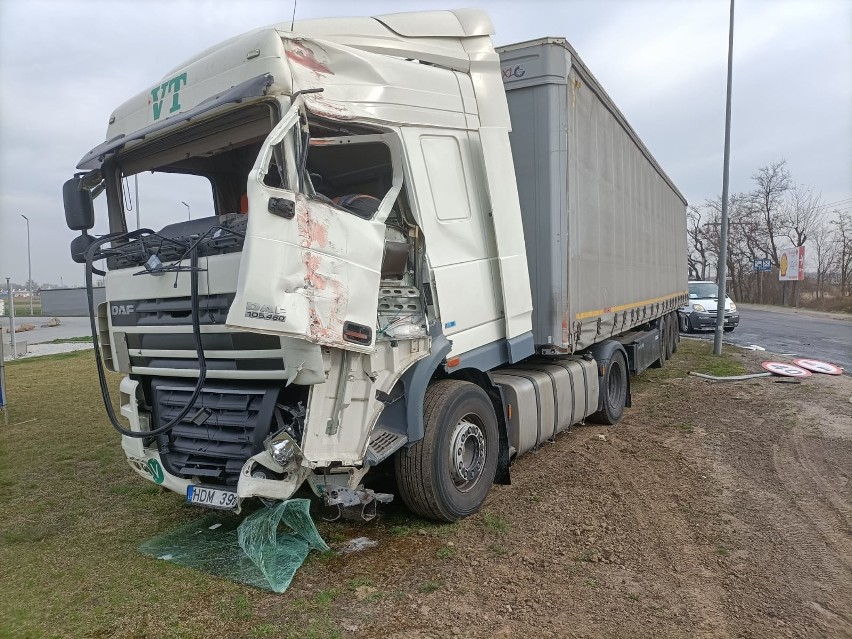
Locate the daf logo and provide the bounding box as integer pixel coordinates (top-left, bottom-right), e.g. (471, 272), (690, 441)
(111, 304), (135, 316)
(245, 302), (286, 322)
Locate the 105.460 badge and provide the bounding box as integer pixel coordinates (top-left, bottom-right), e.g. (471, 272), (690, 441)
(244, 302), (286, 322)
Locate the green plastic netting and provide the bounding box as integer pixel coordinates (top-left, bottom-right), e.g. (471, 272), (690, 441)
(138, 499), (328, 593)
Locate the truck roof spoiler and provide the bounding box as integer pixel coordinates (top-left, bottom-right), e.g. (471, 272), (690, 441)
(76, 73), (274, 170)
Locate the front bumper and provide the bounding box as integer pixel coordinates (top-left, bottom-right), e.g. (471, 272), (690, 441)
(685, 311), (740, 330)
(119, 377), (308, 512)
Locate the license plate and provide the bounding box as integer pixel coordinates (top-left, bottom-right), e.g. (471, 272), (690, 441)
(186, 485), (238, 510)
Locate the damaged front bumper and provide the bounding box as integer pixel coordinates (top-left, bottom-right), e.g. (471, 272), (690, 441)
(120, 377), (390, 518)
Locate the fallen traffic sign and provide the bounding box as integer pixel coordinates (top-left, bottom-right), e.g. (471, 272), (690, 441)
(792, 358), (843, 375)
(761, 362), (812, 378)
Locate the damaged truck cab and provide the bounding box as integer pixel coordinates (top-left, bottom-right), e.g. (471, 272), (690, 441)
(63, 10), (687, 522)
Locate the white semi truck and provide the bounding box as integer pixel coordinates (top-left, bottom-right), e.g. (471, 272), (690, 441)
(63, 10), (687, 522)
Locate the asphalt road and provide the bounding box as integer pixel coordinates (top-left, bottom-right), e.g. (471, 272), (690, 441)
(684, 304), (852, 373)
(4, 307), (849, 372)
(1, 315), (92, 345)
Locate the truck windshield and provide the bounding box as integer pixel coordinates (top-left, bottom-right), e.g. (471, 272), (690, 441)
(109, 102), (278, 234)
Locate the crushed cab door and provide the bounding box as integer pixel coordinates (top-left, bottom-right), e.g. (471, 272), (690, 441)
(227, 102), (401, 353)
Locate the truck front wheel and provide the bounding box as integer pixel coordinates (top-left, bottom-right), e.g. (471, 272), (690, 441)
(395, 380), (499, 522)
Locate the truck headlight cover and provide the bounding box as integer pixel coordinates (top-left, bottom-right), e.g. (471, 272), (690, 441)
(692, 303), (706, 312)
(265, 431), (300, 467)
(729, 302), (737, 312)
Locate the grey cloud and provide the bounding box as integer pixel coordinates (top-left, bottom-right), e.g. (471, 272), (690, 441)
(1, 0), (849, 286)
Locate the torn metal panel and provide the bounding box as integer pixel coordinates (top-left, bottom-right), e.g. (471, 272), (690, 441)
(226, 104), (388, 354)
(228, 193), (384, 353)
(281, 37), (470, 130)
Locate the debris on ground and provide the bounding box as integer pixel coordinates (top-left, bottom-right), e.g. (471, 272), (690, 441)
(139, 499), (328, 593)
(338, 536), (379, 554)
(40, 317), (61, 328)
(689, 371), (771, 381)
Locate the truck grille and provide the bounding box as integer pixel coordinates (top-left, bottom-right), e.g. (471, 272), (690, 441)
(111, 294), (235, 327)
(152, 379), (278, 486)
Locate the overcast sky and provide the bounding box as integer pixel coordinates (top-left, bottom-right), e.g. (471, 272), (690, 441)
(0, 0), (849, 286)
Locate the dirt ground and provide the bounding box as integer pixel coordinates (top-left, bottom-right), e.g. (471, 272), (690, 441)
(281, 341), (852, 639)
(2, 341), (851, 639)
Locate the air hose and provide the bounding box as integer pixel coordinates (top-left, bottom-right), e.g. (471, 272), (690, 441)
(85, 230), (208, 438)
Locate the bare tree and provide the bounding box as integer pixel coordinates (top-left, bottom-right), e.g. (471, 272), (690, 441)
(781, 185), (823, 306)
(686, 205), (712, 280)
(745, 160), (791, 271)
(811, 215), (836, 299)
(783, 185), (822, 249)
(833, 211), (852, 296)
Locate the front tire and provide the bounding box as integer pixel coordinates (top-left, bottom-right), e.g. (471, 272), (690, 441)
(591, 350), (628, 425)
(395, 380), (499, 522)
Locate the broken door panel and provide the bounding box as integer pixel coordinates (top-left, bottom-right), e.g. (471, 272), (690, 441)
(227, 107), (389, 354)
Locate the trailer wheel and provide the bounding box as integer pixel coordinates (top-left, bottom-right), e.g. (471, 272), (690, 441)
(395, 380), (499, 522)
(663, 315), (674, 361)
(591, 351), (628, 425)
(671, 313), (680, 352)
(651, 318), (667, 368)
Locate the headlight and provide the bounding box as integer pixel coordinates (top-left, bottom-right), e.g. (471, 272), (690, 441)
(728, 302), (737, 312)
(265, 431), (301, 467)
(692, 303), (706, 312)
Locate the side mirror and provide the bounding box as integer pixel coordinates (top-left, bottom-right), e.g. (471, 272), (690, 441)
(63, 177), (95, 231)
(70, 233), (96, 264)
(688, 293), (697, 299)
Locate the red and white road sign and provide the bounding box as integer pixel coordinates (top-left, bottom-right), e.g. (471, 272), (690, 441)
(761, 362), (812, 378)
(792, 358), (843, 375)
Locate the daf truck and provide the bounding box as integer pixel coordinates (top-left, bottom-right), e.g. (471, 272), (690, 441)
(62, 9), (687, 522)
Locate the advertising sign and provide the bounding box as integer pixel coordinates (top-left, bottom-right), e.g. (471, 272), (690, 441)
(778, 247), (805, 281)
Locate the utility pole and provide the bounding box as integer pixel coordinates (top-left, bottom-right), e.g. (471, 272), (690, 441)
(21, 215), (33, 316)
(181, 201), (191, 220)
(5, 278), (16, 358)
(714, 0), (735, 356)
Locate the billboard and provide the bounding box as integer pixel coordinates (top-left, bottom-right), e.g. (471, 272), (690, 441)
(778, 246), (805, 281)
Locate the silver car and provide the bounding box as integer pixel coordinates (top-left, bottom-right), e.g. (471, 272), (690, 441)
(678, 281), (740, 333)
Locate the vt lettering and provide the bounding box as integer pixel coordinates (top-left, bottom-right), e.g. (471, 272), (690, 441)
(150, 73), (188, 120)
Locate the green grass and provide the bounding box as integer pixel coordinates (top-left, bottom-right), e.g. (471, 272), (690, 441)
(435, 545), (456, 560)
(9, 303), (42, 317)
(348, 576), (375, 589)
(640, 340), (747, 381)
(577, 550), (594, 562)
(48, 335), (93, 344)
(315, 588), (342, 606)
(0, 350), (351, 639)
(419, 580), (445, 594)
(481, 512), (510, 534)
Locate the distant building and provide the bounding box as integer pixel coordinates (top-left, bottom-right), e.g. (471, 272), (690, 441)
(40, 287), (106, 316)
